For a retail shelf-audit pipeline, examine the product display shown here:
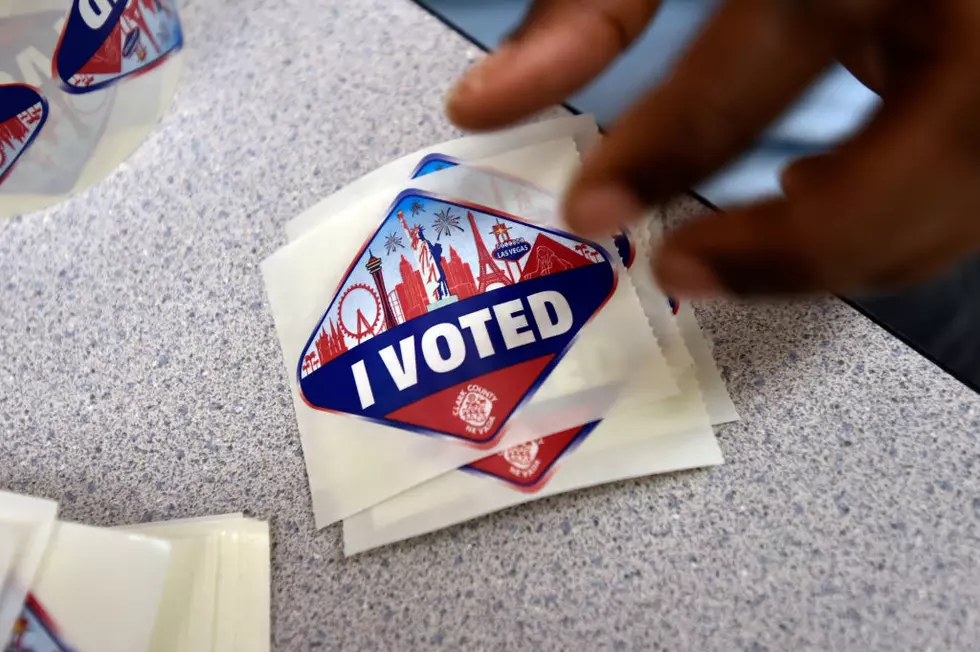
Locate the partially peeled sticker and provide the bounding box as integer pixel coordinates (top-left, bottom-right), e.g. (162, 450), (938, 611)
(0, 85), (48, 187)
(53, 0), (183, 94)
(298, 192), (617, 445)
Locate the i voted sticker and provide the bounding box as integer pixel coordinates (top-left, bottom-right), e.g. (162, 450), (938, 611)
(464, 421), (598, 492)
(53, 0), (183, 94)
(411, 153), (637, 269)
(298, 192), (617, 444)
(0, 84), (48, 187)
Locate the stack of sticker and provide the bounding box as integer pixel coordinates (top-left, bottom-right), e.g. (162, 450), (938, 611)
(0, 491), (270, 652)
(262, 114), (739, 555)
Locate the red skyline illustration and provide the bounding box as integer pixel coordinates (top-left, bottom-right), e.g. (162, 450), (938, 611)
(0, 106), (43, 168)
(304, 209), (596, 378)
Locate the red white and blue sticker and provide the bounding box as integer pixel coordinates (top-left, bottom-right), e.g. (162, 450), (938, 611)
(0, 85), (49, 187)
(297, 191), (617, 445)
(411, 153), (637, 269)
(6, 594), (74, 652)
(464, 420), (598, 492)
(52, 0), (183, 94)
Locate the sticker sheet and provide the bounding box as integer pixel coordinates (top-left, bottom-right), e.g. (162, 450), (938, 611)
(343, 367), (723, 555)
(263, 161), (673, 527)
(0, 491), (58, 649)
(122, 513), (270, 652)
(28, 522), (171, 652)
(285, 114), (600, 241)
(0, 1), (185, 218)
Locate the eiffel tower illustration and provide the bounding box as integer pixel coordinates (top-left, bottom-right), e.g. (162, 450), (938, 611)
(467, 211), (513, 294)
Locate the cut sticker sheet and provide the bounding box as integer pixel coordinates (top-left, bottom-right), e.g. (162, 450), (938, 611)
(53, 0), (184, 94)
(0, 85), (49, 187)
(0, 491), (58, 650)
(344, 367), (723, 555)
(263, 165), (671, 526)
(29, 522), (171, 652)
(122, 513), (271, 652)
(0, 2), (185, 219)
(285, 114), (600, 241)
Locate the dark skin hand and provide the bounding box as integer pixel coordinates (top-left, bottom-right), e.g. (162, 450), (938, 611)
(446, 0), (980, 298)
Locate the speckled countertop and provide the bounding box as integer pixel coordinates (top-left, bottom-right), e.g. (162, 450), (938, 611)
(2, 1), (979, 650)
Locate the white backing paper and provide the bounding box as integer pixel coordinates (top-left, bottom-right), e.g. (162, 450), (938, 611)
(123, 513), (270, 652)
(0, 490), (57, 648)
(285, 114), (600, 241)
(344, 366), (723, 555)
(30, 521), (171, 652)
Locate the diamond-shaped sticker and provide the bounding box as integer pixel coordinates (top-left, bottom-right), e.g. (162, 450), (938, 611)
(53, 0), (183, 94)
(0, 84), (48, 187)
(297, 192), (616, 445)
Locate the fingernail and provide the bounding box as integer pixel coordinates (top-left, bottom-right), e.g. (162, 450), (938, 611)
(654, 251), (721, 299)
(566, 184), (645, 237)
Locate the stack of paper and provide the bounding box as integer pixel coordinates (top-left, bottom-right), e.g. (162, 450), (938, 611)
(261, 114), (739, 555)
(0, 492), (269, 652)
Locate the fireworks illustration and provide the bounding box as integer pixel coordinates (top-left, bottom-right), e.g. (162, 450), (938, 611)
(431, 207), (464, 240)
(410, 199), (425, 217)
(384, 233), (405, 255)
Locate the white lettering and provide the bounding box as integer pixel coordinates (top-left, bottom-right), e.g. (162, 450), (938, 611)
(458, 308), (495, 359)
(16, 47), (52, 88)
(528, 291), (573, 340)
(79, 0), (118, 30)
(378, 337), (418, 391)
(493, 299), (535, 350)
(351, 360), (375, 409)
(421, 323), (466, 373)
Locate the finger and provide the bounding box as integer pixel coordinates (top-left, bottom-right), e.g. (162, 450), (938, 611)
(654, 34), (980, 297)
(564, 0), (890, 236)
(779, 153), (835, 198)
(446, 0), (661, 131)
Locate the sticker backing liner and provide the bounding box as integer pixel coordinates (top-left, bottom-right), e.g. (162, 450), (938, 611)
(120, 514), (270, 652)
(263, 165), (669, 527)
(28, 521), (171, 652)
(0, 491), (57, 650)
(343, 365), (723, 555)
(285, 114), (600, 241)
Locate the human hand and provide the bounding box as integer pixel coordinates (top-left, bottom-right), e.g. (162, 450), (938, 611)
(446, 0), (980, 297)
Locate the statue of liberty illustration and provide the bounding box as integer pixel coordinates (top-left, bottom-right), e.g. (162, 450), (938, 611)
(416, 225), (451, 299)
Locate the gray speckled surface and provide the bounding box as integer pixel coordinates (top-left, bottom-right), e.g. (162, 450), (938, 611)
(2, 1), (980, 650)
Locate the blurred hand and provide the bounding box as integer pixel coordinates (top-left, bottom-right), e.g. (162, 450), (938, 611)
(447, 0), (980, 297)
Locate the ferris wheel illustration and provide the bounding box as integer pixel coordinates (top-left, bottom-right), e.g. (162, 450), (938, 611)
(337, 283), (383, 343)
